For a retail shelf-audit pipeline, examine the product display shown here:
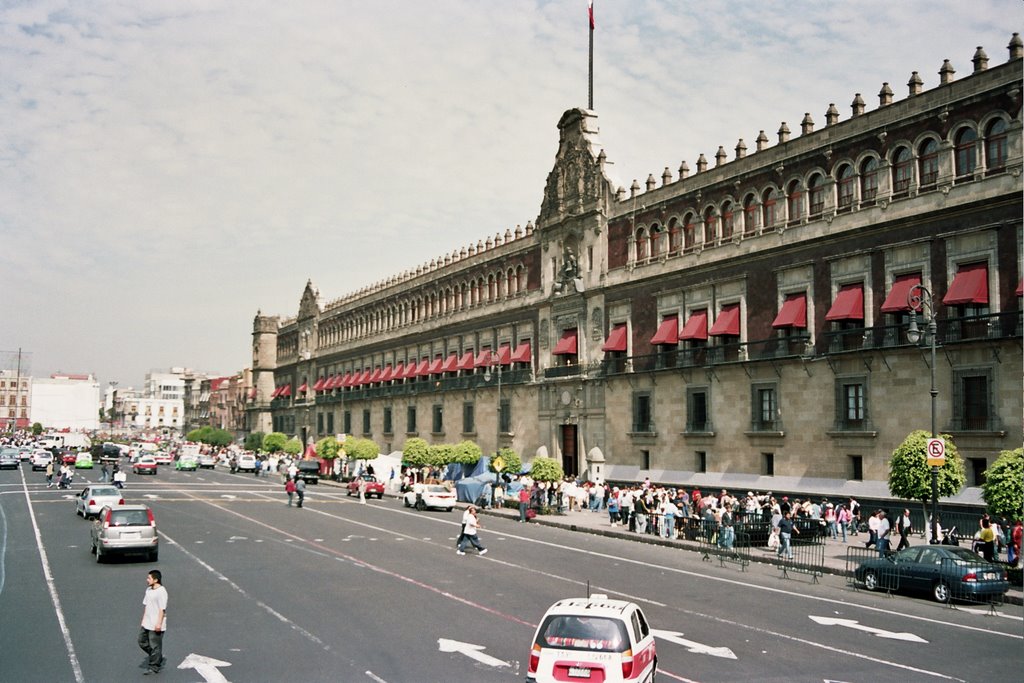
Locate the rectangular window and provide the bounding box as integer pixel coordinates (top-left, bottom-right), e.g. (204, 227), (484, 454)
(762, 452), (774, 476)
(326, 412), (334, 434)
(432, 404), (443, 434)
(849, 455), (863, 481)
(641, 450), (651, 470)
(953, 370), (993, 431)
(343, 410), (352, 435)
(751, 384), (778, 431)
(362, 409), (371, 435)
(835, 378), (867, 430)
(632, 392), (653, 433)
(695, 451), (707, 473)
(499, 398), (511, 434)
(406, 405), (417, 434)
(686, 388), (709, 432)
(317, 413), (324, 433)
(969, 457), (987, 487)
(383, 407), (392, 435)
(462, 403), (475, 434)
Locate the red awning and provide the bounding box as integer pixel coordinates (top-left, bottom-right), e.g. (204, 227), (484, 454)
(296, 382), (309, 393)
(271, 386), (282, 398)
(390, 363), (404, 381)
(279, 384), (292, 398)
(601, 324), (628, 352)
(457, 351), (475, 370)
(360, 370), (373, 385)
(368, 367), (383, 384)
(552, 329), (578, 355)
(474, 349), (493, 368)
(880, 274), (922, 313)
(943, 263), (989, 305)
(496, 344), (512, 365)
(427, 356), (444, 375)
(650, 315), (679, 345)
(441, 353), (459, 373)
(312, 377), (326, 392)
(321, 375), (335, 390)
(680, 311), (708, 341)
(415, 358), (431, 377)
(340, 372), (353, 387)
(709, 305), (740, 336)
(772, 293), (807, 328)
(825, 284), (864, 321)
(510, 341), (531, 363)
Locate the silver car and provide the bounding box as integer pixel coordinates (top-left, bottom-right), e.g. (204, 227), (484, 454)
(76, 485), (125, 519)
(90, 504), (158, 562)
(0, 447), (19, 470)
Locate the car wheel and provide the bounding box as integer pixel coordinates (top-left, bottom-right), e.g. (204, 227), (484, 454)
(403, 498), (411, 507)
(863, 570), (879, 591)
(347, 489), (353, 496)
(377, 492), (384, 499)
(89, 541), (96, 555)
(446, 507), (454, 513)
(933, 581), (950, 603)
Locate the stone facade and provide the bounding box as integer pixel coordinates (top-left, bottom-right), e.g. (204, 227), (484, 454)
(248, 38), (1023, 493)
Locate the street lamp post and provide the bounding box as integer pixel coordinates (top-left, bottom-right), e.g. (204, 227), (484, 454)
(906, 284), (939, 544)
(485, 357), (503, 507)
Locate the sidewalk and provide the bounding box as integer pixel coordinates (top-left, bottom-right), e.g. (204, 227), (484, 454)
(477, 501), (1024, 608)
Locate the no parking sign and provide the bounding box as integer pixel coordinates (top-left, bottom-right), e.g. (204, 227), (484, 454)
(926, 437), (946, 467)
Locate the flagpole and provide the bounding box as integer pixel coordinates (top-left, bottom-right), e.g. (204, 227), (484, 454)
(588, 0), (594, 110)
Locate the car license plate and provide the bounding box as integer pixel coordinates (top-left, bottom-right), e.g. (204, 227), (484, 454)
(568, 666), (591, 678)
(983, 571), (998, 580)
(123, 532), (140, 539)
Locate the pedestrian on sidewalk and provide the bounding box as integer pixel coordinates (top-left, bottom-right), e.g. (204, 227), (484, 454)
(456, 506), (487, 556)
(518, 485), (530, 522)
(836, 503), (851, 543)
(138, 570), (168, 675)
(865, 510), (880, 548)
(608, 489), (620, 526)
(824, 503), (837, 540)
(285, 477), (296, 507)
(776, 510), (798, 560)
(848, 497), (861, 536)
(876, 511), (891, 556)
(896, 508), (913, 550)
(45, 461), (54, 488)
(295, 476), (306, 508)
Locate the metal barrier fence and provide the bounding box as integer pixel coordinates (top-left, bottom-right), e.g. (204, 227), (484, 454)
(941, 556), (1007, 610)
(845, 546), (899, 594)
(776, 521), (825, 582)
(696, 521), (751, 571)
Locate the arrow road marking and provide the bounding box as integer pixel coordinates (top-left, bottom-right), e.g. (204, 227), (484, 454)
(144, 494), (159, 499)
(809, 616), (927, 643)
(650, 629), (737, 659)
(178, 653), (231, 683)
(437, 638), (510, 668)
(220, 494), (237, 500)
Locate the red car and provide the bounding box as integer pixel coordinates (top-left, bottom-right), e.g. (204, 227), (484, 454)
(62, 452), (78, 465)
(132, 456), (158, 475)
(347, 475), (385, 499)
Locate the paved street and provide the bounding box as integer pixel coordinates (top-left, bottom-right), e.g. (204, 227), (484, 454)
(1, 463), (1021, 683)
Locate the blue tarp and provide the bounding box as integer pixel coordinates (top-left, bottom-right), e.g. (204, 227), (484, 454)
(455, 472), (496, 503)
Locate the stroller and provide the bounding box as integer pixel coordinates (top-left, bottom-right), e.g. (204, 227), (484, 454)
(940, 525), (960, 546)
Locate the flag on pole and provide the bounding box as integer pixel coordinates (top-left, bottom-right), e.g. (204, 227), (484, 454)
(588, 0), (595, 30)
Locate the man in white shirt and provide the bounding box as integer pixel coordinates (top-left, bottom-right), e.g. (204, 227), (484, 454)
(456, 506), (487, 555)
(138, 570), (168, 675)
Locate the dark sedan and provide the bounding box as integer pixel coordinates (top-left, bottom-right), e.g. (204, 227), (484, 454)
(856, 545), (1009, 603)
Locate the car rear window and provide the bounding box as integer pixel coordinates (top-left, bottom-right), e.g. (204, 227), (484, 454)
(537, 615), (630, 652)
(110, 510), (151, 527)
(426, 485), (450, 493)
(93, 487), (119, 497)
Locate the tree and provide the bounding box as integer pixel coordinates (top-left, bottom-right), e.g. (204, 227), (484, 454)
(262, 432), (287, 453)
(429, 443), (455, 466)
(529, 456), (564, 483)
(982, 447), (1023, 518)
(888, 430), (966, 525)
(187, 426), (233, 448)
(401, 437), (434, 468)
(31, 422), (43, 436)
(283, 437), (302, 456)
(347, 437), (380, 461)
(451, 440), (482, 465)
(316, 435), (341, 460)
(490, 447), (521, 475)
(245, 432), (265, 452)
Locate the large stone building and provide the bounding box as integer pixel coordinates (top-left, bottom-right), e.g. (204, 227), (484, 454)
(247, 39), (1022, 497)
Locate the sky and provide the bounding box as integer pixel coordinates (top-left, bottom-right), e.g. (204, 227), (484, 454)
(0, 0), (1016, 389)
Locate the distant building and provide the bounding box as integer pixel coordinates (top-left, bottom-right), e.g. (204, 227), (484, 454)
(0, 370), (31, 430)
(247, 39), (1022, 496)
(29, 373), (101, 430)
(122, 396), (184, 435)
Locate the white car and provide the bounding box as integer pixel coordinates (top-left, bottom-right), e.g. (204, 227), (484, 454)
(198, 453), (218, 469)
(76, 485), (125, 519)
(152, 451), (173, 465)
(403, 484), (456, 512)
(30, 450), (53, 471)
(527, 594), (657, 683)
(233, 454), (258, 473)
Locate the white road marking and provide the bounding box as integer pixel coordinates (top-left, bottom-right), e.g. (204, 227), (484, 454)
(650, 629), (737, 659)
(437, 638), (509, 667)
(809, 615), (928, 642)
(17, 467), (85, 683)
(178, 653), (231, 683)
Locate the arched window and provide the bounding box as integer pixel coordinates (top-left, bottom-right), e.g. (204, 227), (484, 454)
(742, 194), (758, 235)
(808, 174), (825, 216)
(506, 268), (516, 295)
(488, 275), (496, 301)
(634, 227), (648, 261)
(836, 164), (855, 211)
(650, 223), (663, 257)
(786, 179), (803, 224)
(985, 119), (1007, 173)
(918, 138), (939, 187)
(682, 212), (696, 250)
(860, 157), (879, 203)
(892, 146), (913, 194)
(720, 201), (734, 239)
(703, 207), (717, 245)
(954, 127), (978, 178)
(516, 265), (526, 292)
(761, 188), (778, 230)
(667, 217), (681, 254)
